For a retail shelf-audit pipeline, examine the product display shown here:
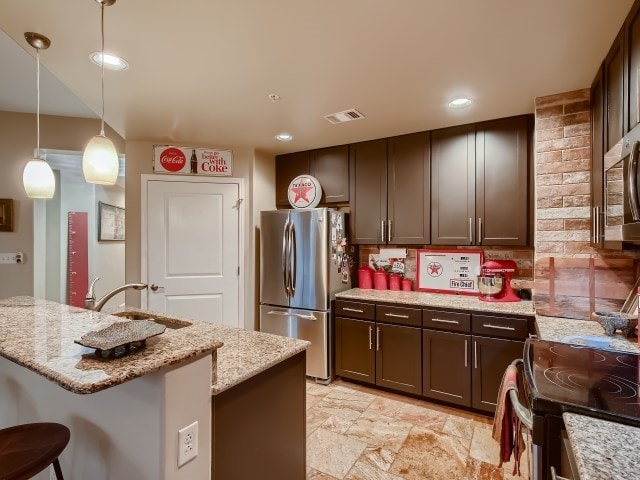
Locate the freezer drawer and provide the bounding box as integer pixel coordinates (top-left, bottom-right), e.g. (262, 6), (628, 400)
(260, 305), (330, 380)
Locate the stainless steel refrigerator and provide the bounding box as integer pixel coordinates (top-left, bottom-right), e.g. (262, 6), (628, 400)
(260, 208), (351, 382)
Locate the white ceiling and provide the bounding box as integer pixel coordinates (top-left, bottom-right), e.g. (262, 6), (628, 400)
(0, 0), (634, 155)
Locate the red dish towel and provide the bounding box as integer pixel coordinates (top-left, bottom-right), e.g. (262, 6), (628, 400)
(492, 364), (525, 475)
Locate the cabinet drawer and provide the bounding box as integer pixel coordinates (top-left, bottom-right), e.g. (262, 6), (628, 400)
(376, 305), (422, 327)
(472, 314), (530, 340)
(423, 309), (471, 333)
(335, 300), (375, 320)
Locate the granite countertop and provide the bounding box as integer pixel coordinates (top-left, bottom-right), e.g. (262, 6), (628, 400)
(0, 296), (224, 394)
(336, 288), (535, 316)
(563, 413), (640, 480)
(535, 315), (640, 353)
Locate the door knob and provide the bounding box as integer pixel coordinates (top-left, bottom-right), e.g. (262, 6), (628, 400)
(150, 284), (161, 291)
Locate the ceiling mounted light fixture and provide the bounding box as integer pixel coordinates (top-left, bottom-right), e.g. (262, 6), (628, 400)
(22, 32), (55, 199)
(89, 51), (128, 71)
(275, 133), (293, 142)
(83, 0), (119, 185)
(448, 97), (472, 109)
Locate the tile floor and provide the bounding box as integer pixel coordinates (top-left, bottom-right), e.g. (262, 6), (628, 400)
(306, 379), (530, 480)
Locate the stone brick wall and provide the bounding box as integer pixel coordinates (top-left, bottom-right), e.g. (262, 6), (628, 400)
(533, 89), (640, 319)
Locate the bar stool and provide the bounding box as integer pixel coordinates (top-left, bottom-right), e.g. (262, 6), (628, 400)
(0, 422), (70, 480)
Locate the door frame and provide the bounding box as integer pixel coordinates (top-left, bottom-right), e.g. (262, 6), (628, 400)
(140, 174), (245, 328)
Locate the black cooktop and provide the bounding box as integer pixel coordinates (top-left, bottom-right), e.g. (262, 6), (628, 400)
(524, 339), (640, 427)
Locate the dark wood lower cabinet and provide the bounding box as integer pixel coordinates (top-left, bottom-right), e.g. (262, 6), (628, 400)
(376, 323), (422, 395)
(335, 316), (375, 384)
(471, 336), (525, 413)
(422, 329), (471, 407)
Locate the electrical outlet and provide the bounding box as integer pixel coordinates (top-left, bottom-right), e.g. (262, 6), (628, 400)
(0, 252), (23, 264)
(178, 421), (198, 467)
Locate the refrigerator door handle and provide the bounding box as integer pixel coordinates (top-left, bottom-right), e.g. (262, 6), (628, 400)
(290, 222), (297, 296)
(282, 221), (290, 299)
(266, 310), (317, 321)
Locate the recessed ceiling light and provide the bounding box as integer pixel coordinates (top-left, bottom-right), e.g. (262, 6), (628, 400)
(448, 97), (472, 109)
(89, 52), (129, 71)
(275, 133), (293, 142)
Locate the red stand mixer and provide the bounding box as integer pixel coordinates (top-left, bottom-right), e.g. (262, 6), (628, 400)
(477, 260), (520, 302)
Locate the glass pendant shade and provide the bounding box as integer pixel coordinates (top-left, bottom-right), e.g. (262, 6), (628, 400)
(82, 134), (119, 185)
(23, 158), (55, 199)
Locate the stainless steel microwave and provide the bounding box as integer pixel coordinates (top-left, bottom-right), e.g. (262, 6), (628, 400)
(605, 124), (640, 242)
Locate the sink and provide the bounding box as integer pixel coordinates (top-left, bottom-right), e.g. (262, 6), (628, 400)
(111, 311), (192, 330)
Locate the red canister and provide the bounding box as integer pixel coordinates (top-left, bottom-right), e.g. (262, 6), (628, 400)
(358, 266), (374, 289)
(389, 274), (402, 291)
(373, 271), (388, 290)
(402, 279), (413, 291)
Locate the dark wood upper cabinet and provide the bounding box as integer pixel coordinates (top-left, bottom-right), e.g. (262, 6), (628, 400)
(310, 145), (349, 204)
(431, 125), (476, 245)
(349, 139), (388, 244)
(476, 116), (529, 246)
(471, 336), (524, 413)
(275, 151), (310, 207)
(376, 323), (422, 395)
(592, 66), (605, 248)
(422, 329), (471, 407)
(335, 316), (376, 384)
(387, 132), (431, 244)
(626, 2), (640, 133)
(605, 27), (625, 149)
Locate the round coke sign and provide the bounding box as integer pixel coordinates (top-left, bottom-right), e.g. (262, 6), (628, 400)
(159, 147), (186, 172)
(288, 175), (322, 209)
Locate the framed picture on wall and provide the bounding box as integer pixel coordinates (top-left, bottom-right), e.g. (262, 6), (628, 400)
(0, 199), (14, 232)
(98, 202), (125, 241)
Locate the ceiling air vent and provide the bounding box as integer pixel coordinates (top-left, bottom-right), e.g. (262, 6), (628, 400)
(324, 108), (365, 124)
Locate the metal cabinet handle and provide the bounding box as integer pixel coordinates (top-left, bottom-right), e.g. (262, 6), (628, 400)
(432, 318), (459, 325)
(464, 339), (468, 368)
(474, 340), (478, 369)
(388, 220), (392, 243)
(478, 217), (482, 244)
(381, 220), (386, 243)
(384, 313), (409, 319)
(483, 323), (516, 331)
(343, 307), (364, 313)
(368, 326), (373, 350)
(592, 206), (597, 244)
(468, 217), (473, 244)
(267, 310), (316, 321)
(376, 327), (381, 351)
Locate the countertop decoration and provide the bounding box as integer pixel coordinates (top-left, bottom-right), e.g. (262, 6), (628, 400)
(74, 319), (165, 358)
(591, 311), (637, 337)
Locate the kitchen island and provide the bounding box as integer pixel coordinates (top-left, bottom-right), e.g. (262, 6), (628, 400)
(0, 297), (308, 480)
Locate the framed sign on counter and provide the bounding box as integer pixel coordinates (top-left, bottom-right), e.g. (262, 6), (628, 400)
(417, 249), (483, 295)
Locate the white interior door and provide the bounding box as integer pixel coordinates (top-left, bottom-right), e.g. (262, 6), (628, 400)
(144, 178), (240, 327)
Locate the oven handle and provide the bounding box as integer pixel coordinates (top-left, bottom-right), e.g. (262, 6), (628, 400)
(509, 359), (533, 431)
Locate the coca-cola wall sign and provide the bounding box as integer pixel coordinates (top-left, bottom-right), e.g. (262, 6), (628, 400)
(153, 145), (233, 176)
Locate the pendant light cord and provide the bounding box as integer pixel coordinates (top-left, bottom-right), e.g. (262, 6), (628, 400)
(100, 2), (106, 136)
(36, 47), (40, 159)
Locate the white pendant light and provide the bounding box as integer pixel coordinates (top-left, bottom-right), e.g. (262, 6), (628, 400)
(23, 32), (55, 199)
(83, 0), (119, 185)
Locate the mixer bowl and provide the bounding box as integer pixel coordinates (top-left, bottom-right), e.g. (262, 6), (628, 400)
(477, 275), (504, 296)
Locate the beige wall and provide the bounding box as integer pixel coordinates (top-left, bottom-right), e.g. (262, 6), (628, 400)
(124, 141), (275, 330)
(0, 110), (124, 299)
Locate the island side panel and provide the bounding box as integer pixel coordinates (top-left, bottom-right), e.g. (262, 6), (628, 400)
(211, 351), (306, 480)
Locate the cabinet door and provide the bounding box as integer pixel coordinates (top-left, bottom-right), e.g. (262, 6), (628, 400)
(387, 132), (430, 244)
(422, 329), (471, 407)
(591, 66), (605, 248)
(471, 336), (524, 413)
(431, 125), (476, 245)
(335, 317), (375, 384)
(275, 152), (310, 207)
(605, 28), (625, 150)
(310, 145), (349, 204)
(476, 116), (529, 246)
(349, 139), (388, 244)
(375, 323), (422, 395)
(626, 3), (640, 132)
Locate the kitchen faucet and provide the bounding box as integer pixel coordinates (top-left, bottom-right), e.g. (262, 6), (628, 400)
(84, 277), (148, 312)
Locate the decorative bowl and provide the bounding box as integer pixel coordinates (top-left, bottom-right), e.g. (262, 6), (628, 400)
(591, 311), (638, 337)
